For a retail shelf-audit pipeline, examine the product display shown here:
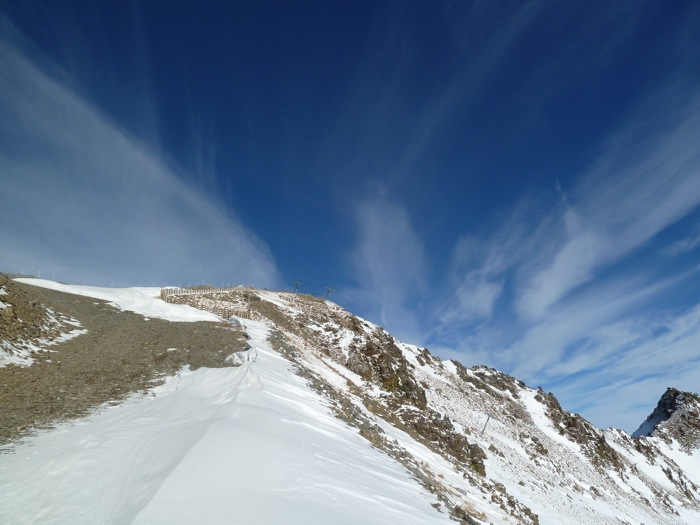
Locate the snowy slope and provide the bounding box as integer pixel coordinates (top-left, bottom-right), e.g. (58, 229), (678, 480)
(2, 280), (700, 524)
(0, 282), (454, 524)
(136, 321), (451, 525)
(229, 289), (700, 524)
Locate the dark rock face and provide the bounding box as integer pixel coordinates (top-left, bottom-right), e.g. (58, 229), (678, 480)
(346, 334), (428, 410)
(633, 387), (678, 437)
(634, 388), (700, 450)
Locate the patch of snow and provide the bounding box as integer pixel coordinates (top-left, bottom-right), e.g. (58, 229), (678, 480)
(399, 343), (452, 384)
(606, 435), (675, 495)
(313, 354), (365, 390)
(53, 328), (88, 344)
(605, 469), (632, 494)
(632, 418), (661, 438)
(15, 279), (219, 322)
(0, 340), (31, 367)
(442, 359), (459, 376)
(520, 389), (580, 452)
(255, 290), (298, 314)
(655, 437), (700, 489)
(0, 307), (87, 367)
(335, 328), (356, 355)
(225, 353), (243, 366)
(0, 327), (87, 367)
(365, 397), (511, 523)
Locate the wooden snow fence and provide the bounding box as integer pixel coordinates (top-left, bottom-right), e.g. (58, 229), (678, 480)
(159, 286), (252, 320)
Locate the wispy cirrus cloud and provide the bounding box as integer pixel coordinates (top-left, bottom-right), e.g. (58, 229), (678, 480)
(341, 191), (427, 345)
(664, 222), (700, 257)
(432, 88), (700, 431)
(0, 24), (280, 288)
(547, 296), (700, 431)
(508, 271), (692, 379)
(325, 2), (700, 432)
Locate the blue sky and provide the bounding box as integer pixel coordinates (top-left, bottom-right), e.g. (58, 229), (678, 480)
(2, 0), (700, 432)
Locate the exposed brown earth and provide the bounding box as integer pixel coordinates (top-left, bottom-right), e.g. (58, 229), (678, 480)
(0, 276), (246, 448)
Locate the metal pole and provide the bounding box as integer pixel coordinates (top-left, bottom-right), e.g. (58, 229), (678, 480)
(481, 414), (492, 435)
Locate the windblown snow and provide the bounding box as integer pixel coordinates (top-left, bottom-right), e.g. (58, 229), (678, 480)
(0, 282), (450, 524)
(2, 279), (700, 524)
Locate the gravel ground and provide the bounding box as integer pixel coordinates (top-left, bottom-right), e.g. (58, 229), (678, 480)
(0, 278), (247, 448)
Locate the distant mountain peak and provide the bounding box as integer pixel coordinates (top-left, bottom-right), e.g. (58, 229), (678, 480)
(633, 387), (700, 446)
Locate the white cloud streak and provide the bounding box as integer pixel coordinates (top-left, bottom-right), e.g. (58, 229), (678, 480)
(0, 29), (280, 287)
(517, 97), (700, 320)
(665, 222), (700, 257)
(544, 297), (700, 431)
(434, 89), (700, 432)
(343, 193), (426, 344)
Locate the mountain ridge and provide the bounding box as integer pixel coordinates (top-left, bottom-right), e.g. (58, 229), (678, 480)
(168, 285), (700, 523)
(633, 387), (700, 449)
(2, 277), (700, 524)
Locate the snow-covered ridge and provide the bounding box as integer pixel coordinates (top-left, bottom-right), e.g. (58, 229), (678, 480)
(234, 289), (700, 524)
(0, 282), (458, 524)
(2, 280), (700, 524)
(633, 388), (700, 435)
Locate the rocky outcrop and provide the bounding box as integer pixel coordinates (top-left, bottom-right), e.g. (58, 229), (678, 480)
(0, 274), (77, 364)
(634, 387), (700, 451)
